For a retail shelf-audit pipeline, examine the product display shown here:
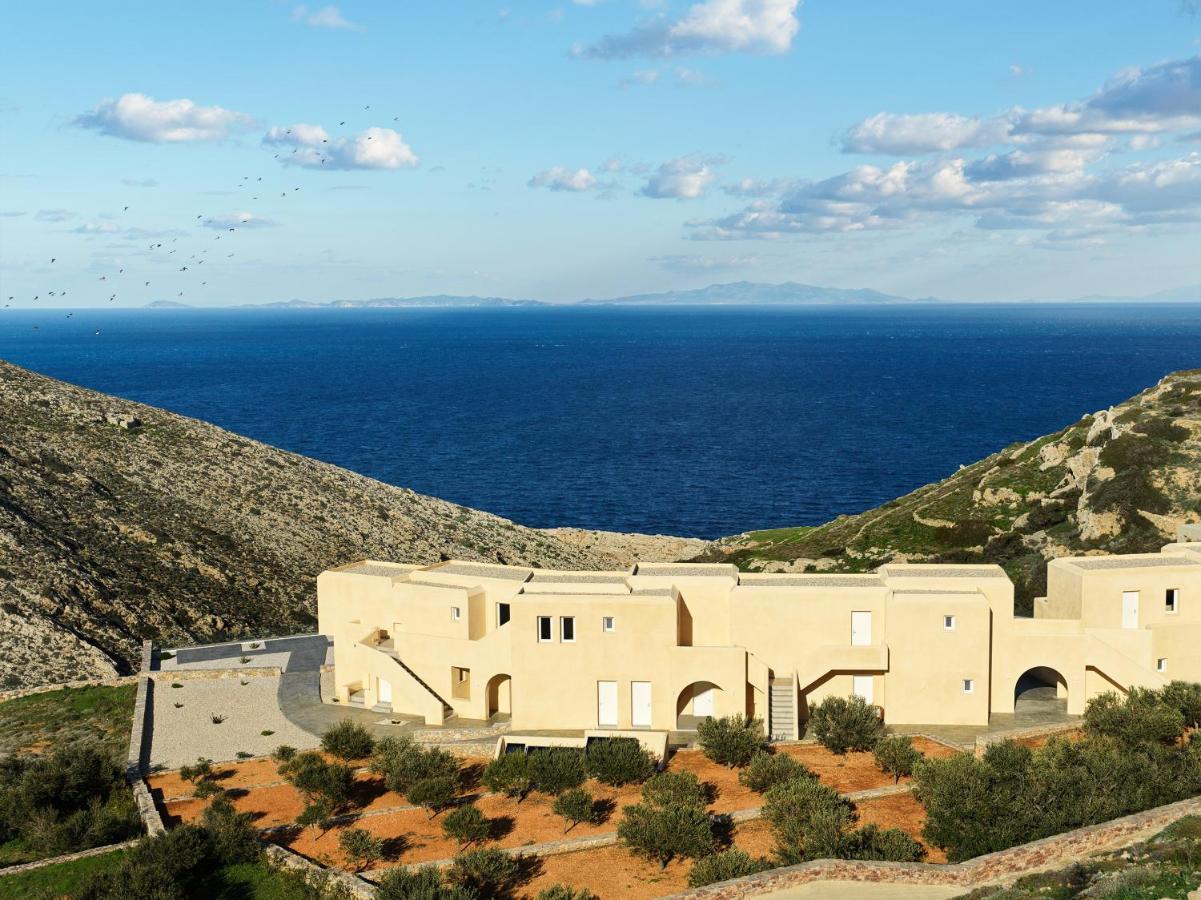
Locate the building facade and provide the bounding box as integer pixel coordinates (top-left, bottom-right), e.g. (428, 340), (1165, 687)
(316, 542), (1201, 735)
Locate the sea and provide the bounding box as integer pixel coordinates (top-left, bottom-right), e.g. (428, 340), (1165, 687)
(1, 304), (1198, 539)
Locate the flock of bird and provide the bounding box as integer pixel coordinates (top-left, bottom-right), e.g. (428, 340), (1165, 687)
(5, 106), (399, 333)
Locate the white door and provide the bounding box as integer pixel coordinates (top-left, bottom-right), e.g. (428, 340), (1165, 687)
(852, 675), (874, 704)
(693, 686), (715, 717)
(851, 611), (872, 646)
(1122, 591), (1140, 629)
(597, 681), (618, 727)
(632, 681), (653, 728)
(378, 678), (393, 705)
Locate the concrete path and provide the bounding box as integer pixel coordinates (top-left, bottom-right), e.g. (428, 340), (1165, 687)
(160, 634), (332, 673)
(758, 882), (962, 899)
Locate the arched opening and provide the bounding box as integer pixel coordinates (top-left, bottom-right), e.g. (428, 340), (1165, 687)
(675, 681), (722, 731)
(1014, 666), (1068, 722)
(486, 674), (511, 721)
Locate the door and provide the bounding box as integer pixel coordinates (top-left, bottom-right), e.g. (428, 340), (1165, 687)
(632, 681), (653, 728)
(378, 678), (393, 706)
(1122, 591), (1139, 629)
(852, 675), (874, 704)
(851, 611), (872, 646)
(597, 681), (618, 727)
(693, 686), (715, 717)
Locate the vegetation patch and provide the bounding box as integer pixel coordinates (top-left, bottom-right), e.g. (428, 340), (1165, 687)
(0, 684), (135, 759)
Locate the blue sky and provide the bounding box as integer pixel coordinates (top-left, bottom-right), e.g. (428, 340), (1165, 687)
(1, 1), (1199, 307)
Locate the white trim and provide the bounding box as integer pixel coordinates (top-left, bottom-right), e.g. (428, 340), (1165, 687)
(602, 616), (615, 633)
(560, 616), (576, 643)
(963, 678), (975, 694)
(1157, 657), (1168, 673)
(537, 616), (553, 643)
(943, 614), (956, 631)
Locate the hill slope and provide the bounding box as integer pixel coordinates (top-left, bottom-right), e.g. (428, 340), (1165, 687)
(0, 361), (700, 689)
(696, 370), (1201, 612)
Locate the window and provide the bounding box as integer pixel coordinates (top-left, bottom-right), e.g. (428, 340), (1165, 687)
(1166, 589), (1179, 613)
(1157, 657), (1168, 673)
(561, 616), (576, 642)
(943, 615), (956, 631)
(602, 616), (615, 633)
(451, 667), (470, 700)
(451, 606), (461, 622)
(963, 679), (974, 694)
(537, 616), (553, 642)
(497, 603), (511, 626)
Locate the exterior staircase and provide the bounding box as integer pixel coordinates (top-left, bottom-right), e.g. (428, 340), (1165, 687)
(769, 676), (796, 741)
(380, 646), (455, 722)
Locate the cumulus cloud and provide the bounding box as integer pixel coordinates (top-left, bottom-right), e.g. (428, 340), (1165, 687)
(76, 93), (255, 143)
(578, 0), (799, 59)
(263, 124), (419, 170)
(641, 155), (723, 198)
(291, 4), (361, 29)
(841, 112), (1010, 155)
(651, 253), (759, 271)
(201, 212), (276, 230)
(528, 166), (599, 191)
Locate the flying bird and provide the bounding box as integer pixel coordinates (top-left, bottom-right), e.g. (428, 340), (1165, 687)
(50, 257), (56, 263)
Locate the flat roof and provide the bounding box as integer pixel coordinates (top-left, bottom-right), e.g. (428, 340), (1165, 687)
(738, 574), (885, 588)
(427, 561), (533, 581)
(1064, 555), (1201, 571)
(633, 563), (739, 577)
(338, 562), (422, 578)
(884, 565), (1006, 579)
(529, 570), (634, 583)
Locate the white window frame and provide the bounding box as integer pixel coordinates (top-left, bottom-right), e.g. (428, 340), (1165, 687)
(1166, 589), (1179, 614)
(451, 606), (461, 622)
(963, 679), (974, 694)
(560, 616), (576, 643)
(1157, 657), (1168, 673)
(496, 602), (511, 626)
(602, 616), (615, 633)
(943, 614), (956, 631)
(537, 616), (553, 643)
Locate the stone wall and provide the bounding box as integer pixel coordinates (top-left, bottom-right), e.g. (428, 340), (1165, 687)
(127, 640), (166, 836)
(974, 721), (1080, 756)
(0, 840), (139, 881)
(262, 843), (376, 899)
(0, 674), (140, 705)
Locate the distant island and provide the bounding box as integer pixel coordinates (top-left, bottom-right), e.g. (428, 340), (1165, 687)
(143, 281), (1201, 310)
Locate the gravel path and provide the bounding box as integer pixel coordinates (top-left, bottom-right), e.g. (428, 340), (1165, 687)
(149, 674), (319, 769)
(159, 635), (331, 673)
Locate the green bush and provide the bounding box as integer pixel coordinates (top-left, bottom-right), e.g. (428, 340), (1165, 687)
(1138, 416), (1189, 442)
(738, 751), (812, 793)
(846, 823), (924, 861)
(529, 747), (586, 795)
(809, 695), (883, 754)
(482, 751), (533, 803)
(200, 795), (261, 866)
(271, 744), (296, 763)
(340, 826), (384, 871)
(321, 719), (376, 760)
(442, 803), (491, 850)
(371, 735), (461, 795)
(873, 735), (921, 784)
(552, 788), (596, 833)
(641, 770), (711, 809)
(279, 751), (355, 820)
(697, 714), (768, 768)
(1161, 681), (1201, 729)
(376, 865), (477, 900)
(536, 887), (600, 900)
(1084, 688), (1185, 747)
(687, 848), (773, 887)
(178, 757), (214, 784)
(78, 825), (210, 900)
(409, 776), (459, 819)
(446, 848), (523, 898)
(763, 775), (852, 861)
(617, 801), (715, 870)
(585, 738), (655, 786)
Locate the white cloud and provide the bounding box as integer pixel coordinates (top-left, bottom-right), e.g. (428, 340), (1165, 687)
(291, 4), (361, 29)
(841, 112), (1010, 155)
(579, 0), (799, 58)
(620, 68), (661, 87)
(201, 212), (277, 230)
(641, 155), (722, 198)
(76, 93), (254, 143)
(528, 166), (599, 191)
(36, 209), (75, 222)
(71, 221), (121, 234)
(651, 253), (759, 271)
(263, 124), (419, 170)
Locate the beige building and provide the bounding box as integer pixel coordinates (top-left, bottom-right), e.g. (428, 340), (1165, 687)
(316, 542), (1201, 735)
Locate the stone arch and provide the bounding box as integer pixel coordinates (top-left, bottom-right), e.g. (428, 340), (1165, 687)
(676, 681), (722, 730)
(486, 673), (512, 720)
(1014, 666), (1068, 715)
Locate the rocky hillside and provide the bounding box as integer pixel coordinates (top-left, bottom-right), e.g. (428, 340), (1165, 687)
(696, 370), (1201, 613)
(0, 361), (701, 689)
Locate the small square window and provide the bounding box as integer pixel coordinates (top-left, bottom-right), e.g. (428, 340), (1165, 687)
(963, 679), (974, 694)
(944, 615), (956, 631)
(602, 616), (615, 633)
(1166, 589), (1179, 613)
(537, 616), (553, 642)
(561, 616), (576, 642)
(497, 603), (511, 626)
(451, 606), (461, 622)
(1157, 657), (1168, 673)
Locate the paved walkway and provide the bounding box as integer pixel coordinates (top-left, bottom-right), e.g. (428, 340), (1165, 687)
(159, 634), (332, 673)
(890, 686), (1078, 747)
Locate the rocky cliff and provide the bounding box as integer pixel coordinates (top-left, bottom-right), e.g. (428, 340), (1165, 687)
(0, 361), (701, 689)
(696, 370), (1201, 613)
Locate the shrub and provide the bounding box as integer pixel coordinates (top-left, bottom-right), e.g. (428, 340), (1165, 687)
(210, 713), (226, 724)
(340, 826), (384, 871)
(809, 695), (883, 754)
(179, 757), (214, 783)
(687, 848), (773, 887)
(372, 735), (461, 795)
(529, 747), (586, 795)
(641, 770), (711, 809)
(585, 737), (655, 786)
(296, 798), (336, 832)
(537, 887), (600, 900)
(446, 847), (523, 897)
(235, 751), (253, 760)
(376, 865), (476, 900)
(846, 823), (924, 862)
(763, 775), (852, 861)
(483, 751), (533, 803)
(272, 744), (297, 763)
(261, 729), (275, 736)
(697, 714), (768, 768)
(79, 824), (211, 900)
(192, 780), (221, 800)
(442, 803), (491, 850)
(738, 751), (812, 793)
(1160, 681), (1201, 729)
(1084, 688), (1185, 747)
(618, 801), (716, 870)
(409, 776), (459, 819)
(201, 795), (261, 866)
(552, 788), (595, 833)
(279, 751), (355, 816)
(873, 735), (921, 784)
(1138, 416), (1189, 442)
(322, 719), (376, 760)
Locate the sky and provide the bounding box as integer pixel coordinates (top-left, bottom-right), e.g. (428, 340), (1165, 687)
(1, 0), (1200, 307)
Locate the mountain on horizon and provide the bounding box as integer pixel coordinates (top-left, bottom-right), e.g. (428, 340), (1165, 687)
(579, 281), (929, 306)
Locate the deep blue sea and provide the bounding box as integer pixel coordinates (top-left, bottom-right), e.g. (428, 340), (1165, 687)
(1, 304), (1198, 538)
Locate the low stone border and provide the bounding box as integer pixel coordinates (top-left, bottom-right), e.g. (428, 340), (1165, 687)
(974, 721), (1081, 756)
(0, 675), (141, 705)
(0, 840), (138, 879)
(262, 843), (376, 898)
(149, 666), (283, 684)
